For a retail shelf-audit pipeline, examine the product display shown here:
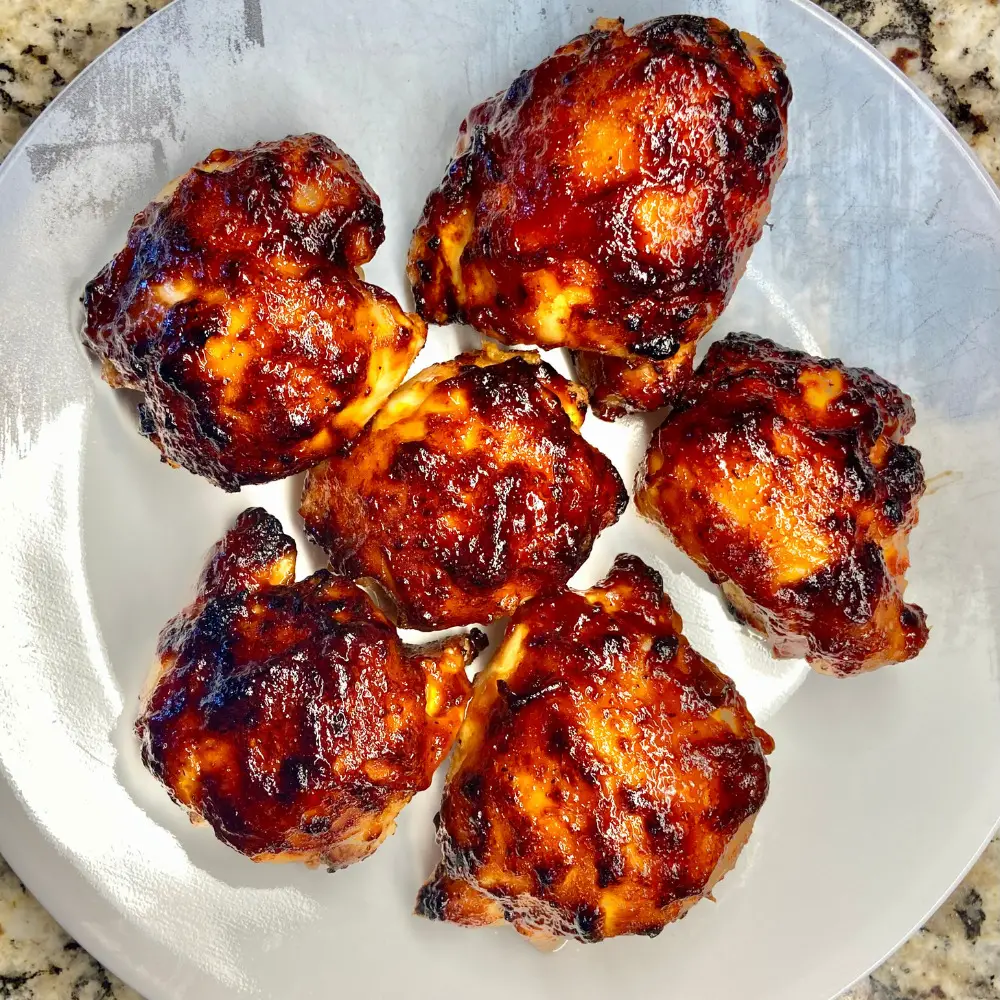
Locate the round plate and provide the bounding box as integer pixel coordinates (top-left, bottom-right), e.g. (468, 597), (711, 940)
(1, 1), (999, 998)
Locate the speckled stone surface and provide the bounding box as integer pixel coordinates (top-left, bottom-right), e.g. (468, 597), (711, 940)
(0, 1), (998, 998)
(819, 0), (999, 181)
(0, 0), (171, 160)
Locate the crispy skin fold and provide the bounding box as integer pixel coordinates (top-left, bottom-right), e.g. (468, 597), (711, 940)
(408, 16), (789, 417)
(300, 344), (628, 630)
(85, 134), (425, 490)
(417, 554), (772, 944)
(136, 508), (484, 868)
(636, 333), (929, 676)
(571, 349), (698, 421)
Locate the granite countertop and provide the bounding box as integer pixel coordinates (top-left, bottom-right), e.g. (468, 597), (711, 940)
(1, 1), (998, 998)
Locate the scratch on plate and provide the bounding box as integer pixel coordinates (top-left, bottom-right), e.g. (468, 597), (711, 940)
(923, 469), (964, 495)
(243, 0), (265, 47)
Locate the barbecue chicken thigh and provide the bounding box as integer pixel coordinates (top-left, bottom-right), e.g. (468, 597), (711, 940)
(136, 508), (484, 868)
(301, 344), (627, 630)
(417, 554), (772, 944)
(408, 15), (790, 418)
(85, 134), (425, 490)
(636, 333), (929, 676)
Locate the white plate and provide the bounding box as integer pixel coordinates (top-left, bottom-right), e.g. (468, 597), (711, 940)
(1, 0), (999, 997)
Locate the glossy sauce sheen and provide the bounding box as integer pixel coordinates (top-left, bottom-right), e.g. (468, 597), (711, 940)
(300, 345), (628, 630)
(418, 554), (772, 943)
(136, 508), (484, 868)
(408, 16), (790, 418)
(84, 134), (425, 490)
(637, 333), (929, 676)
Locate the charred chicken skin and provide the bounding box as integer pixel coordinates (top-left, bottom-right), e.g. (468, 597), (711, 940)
(417, 554), (772, 944)
(136, 508), (484, 868)
(85, 134), (425, 491)
(571, 349), (696, 422)
(300, 344), (628, 630)
(637, 333), (929, 676)
(408, 16), (790, 418)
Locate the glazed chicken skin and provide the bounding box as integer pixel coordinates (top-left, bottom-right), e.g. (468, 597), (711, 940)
(136, 508), (484, 868)
(84, 134), (425, 491)
(300, 344), (628, 630)
(408, 16), (790, 418)
(417, 554), (772, 944)
(636, 333), (929, 677)
(571, 349), (695, 421)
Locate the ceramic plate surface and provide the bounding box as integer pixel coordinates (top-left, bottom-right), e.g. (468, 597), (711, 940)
(1, 0), (999, 997)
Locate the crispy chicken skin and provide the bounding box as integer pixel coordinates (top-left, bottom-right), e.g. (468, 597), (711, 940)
(84, 134), (425, 491)
(300, 344), (628, 630)
(136, 508), (485, 868)
(636, 333), (929, 677)
(408, 16), (790, 417)
(416, 554), (772, 944)
(571, 349), (696, 421)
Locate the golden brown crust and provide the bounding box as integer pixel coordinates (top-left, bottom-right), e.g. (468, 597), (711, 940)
(417, 554), (772, 943)
(636, 333), (929, 676)
(408, 16), (790, 414)
(571, 347), (697, 420)
(84, 134), (425, 491)
(300, 344), (628, 630)
(136, 508), (484, 868)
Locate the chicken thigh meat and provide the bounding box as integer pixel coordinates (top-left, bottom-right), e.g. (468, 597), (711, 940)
(301, 345), (627, 630)
(85, 134), (425, 489)
(636, 333), (928, 676)
(409, 16), (790, 417)
(417, 554), (772, 943)
(137, 508), (484, 868)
